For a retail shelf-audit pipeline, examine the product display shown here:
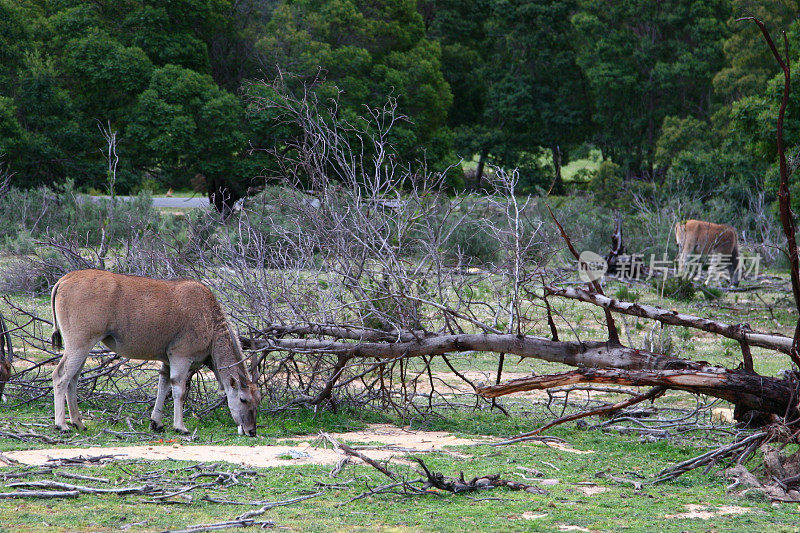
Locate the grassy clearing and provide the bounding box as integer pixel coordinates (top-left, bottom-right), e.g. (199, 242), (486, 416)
(460, 148), (602, 183)
(0, 408), (796, 532)
(1, 268), (798, 530)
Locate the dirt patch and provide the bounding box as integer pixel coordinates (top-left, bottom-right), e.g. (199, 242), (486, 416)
(576, 484), (608, 496)
(3, 424), (490, 468)
(514, 512), (548, 520)
(664, 504), (752, 520)
(3, 423), (592, 467)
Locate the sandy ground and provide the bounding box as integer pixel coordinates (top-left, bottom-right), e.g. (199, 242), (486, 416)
(664, 504), (753, 519)
(3, 423), (590, 468)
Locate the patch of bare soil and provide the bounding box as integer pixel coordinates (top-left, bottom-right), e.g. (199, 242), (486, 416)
(664, 504), (753, 520)
(575, 484), (608, 496)
(3, 423), (591, 467)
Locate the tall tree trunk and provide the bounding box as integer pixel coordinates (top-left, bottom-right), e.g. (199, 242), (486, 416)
(207, 176), (241, 219)
(475, 149), (488, 189)
(549, 145), (564, 195)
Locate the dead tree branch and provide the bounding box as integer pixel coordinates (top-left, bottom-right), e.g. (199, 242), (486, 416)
(546, 286), (792, 354)
(511, 386), (667, 439)
(252, 334), (704, 371)
(739, 17), (800, 368)
(477, 368), (796, 417)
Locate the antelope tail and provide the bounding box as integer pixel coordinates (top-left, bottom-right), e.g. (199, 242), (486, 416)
(50, 280), (63, 349)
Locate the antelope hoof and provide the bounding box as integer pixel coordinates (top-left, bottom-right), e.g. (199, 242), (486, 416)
(174, 427), (190, 435)
(55, 424), (71, 433)
(68, 421), (86, 431)
(149, 420), (164, 432)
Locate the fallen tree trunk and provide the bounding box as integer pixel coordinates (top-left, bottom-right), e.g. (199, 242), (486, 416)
(546, 286), (793, 354)
(265, 323), (419, 343)
(476, 367), (797, 417)
(246, 334), (705, 371)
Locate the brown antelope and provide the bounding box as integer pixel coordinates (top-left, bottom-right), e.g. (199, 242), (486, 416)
(50, 270), (261, 435)
(674, 219), (739, 285)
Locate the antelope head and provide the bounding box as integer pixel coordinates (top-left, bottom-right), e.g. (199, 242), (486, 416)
(226, 375), (261, 437)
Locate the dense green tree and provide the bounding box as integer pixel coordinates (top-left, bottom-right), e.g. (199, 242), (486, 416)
(654, 116), (714, 168)
(127, 65), (248, 208)
(484, 0), (592, 193)
(0, 0), (31, 83)
(572, 0), (731, 180)
(62, 29), (154, 120)
(713, 0), (799, 102)
(420, 0), (591, 193)
(420, 0), (492, 156)
(0, 0), (262, 205)
(256, 0), (454, 171)
(1, 0), (792, 208)
(728, 20), (800, 211)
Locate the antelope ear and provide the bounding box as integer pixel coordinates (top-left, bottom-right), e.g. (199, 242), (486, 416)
(229, 376), (239, 389)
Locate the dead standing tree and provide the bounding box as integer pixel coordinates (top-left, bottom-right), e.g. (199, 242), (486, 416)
(212, 74), (800, 431)
(478, 17), (800, 437)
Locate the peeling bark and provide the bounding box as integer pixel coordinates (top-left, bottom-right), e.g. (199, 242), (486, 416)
(476, 367), (797, 417)
(251, 334), (704, 371)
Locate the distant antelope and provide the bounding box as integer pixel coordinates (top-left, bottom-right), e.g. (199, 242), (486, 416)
(50, 270), (261, 435)
(674, 219), (739, 285)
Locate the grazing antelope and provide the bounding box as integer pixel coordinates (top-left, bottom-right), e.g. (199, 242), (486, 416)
(50, 270), (261, 435)
(674, 219), (739, 285)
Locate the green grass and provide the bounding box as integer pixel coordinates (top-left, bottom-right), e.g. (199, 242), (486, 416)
(459, 148), (602, 182)
(1, 259), (799, 530)
(561, 148), (602, 181)
(0, 409), (794, 532)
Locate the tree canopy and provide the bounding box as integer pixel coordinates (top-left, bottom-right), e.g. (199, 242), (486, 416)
(0, 0), (796, 208)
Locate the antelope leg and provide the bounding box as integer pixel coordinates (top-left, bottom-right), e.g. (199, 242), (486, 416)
(53, 345), (90, 432)
(150, 363), (170, 431)
(168, 358), (192, 434)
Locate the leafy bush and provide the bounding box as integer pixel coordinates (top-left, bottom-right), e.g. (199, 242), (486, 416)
(442, 216), (500, 266)
(0, 184), (174, 253)
(589, 161), (625, 209)
(1, 229), (36, 255)
(651, 276), (695, 301)
(699, 286), (723, 300)
(614, 285), (639, 302)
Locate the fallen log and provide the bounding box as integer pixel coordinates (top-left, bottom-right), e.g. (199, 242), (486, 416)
(476, 367), (798, 417)
(249, 334), (706, 371)
(264, 323), (420, 343)
(546, 286), (793, 354)
(8, 480), (155, 495)
(0, 490), (80, 499)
